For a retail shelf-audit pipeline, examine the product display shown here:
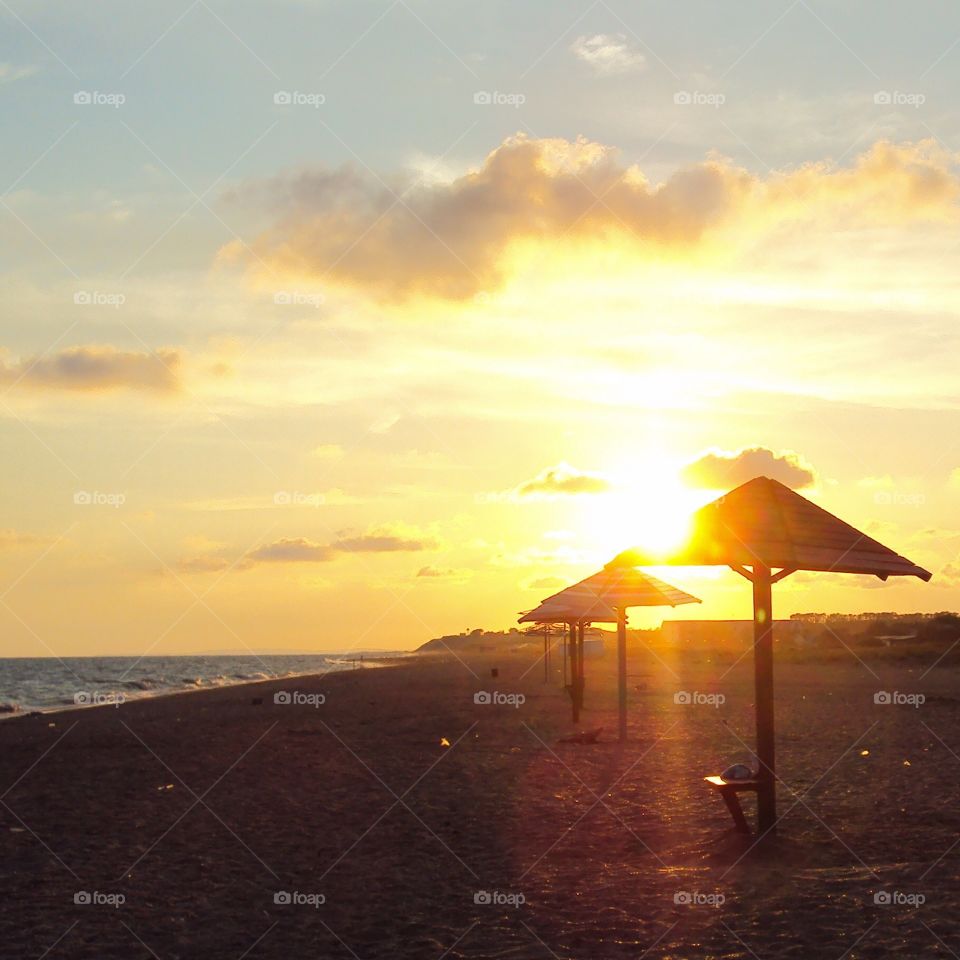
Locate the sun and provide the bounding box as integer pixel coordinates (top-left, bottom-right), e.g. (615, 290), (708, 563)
(576, 455), (701, 562)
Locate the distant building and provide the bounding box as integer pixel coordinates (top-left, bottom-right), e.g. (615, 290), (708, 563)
(659, 620), (808, 646)
(582, 627), (606, 657)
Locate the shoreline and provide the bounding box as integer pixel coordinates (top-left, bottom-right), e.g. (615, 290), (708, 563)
(0, 653), (413, 720)
(4, 649), (958, 958)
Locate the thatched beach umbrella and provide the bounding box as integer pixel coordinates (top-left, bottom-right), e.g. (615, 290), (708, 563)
(525, 569), (701, 741)
(520, 597), (617, 720)
(609, 475), (932, 834)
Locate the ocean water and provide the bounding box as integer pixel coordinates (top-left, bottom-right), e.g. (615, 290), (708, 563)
(0, 653), (395, 714)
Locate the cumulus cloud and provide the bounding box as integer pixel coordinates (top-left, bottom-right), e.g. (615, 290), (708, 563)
(515, 463), (611, 499)
(571, 34), (646, 76)
(0, 345), (182, 393)
(682, 446), (817, 490)
(222, 136), (960, 301)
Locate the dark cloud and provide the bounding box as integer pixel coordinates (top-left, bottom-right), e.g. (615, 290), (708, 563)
(0, 345), (182, 393)
(682, 447), (816, 490)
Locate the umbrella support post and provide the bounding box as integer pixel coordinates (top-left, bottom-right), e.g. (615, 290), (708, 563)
(570, 622), (579, 723)
(562, 626), (568, 688)
(577, 620), (585, 718)
(752, 564), (777, 836)
(617, 608), (627, 742)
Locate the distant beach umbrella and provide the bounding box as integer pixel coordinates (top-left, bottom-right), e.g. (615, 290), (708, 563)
(520, 569), (700, 740)
(609, 475), (932, 835)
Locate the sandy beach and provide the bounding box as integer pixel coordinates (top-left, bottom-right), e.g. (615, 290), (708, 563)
(2, 647), (959, 959)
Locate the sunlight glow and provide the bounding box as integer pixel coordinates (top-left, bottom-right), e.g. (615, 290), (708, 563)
(575, 453), (705, 563)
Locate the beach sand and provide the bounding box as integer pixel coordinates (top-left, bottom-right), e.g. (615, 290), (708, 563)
(2, 647), (959, 958)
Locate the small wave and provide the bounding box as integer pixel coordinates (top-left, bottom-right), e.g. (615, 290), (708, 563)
(0, 702), (20, 714)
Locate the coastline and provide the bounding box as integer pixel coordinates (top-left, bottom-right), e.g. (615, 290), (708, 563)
(3, 649), (959, 958)
(0, 653), (410, 719)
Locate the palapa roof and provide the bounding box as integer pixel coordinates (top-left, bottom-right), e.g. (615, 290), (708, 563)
(538, 566), (701, 613)
(610, 476), (932, 581)
(518, 597), (618, 624)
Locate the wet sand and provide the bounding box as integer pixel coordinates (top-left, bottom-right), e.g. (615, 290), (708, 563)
(2, 647), (959, 958)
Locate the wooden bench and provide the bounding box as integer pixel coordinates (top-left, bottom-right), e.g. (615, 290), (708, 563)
(704, 775), (761, 834)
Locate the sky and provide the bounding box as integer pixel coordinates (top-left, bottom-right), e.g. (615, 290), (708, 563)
(2, 0), (960, 656)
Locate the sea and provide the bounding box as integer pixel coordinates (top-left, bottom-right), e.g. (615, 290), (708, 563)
(0, 653), (399, 715)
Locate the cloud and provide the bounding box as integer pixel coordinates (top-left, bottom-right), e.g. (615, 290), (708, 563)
(222, 136), (960, 302)
(515, 463), (611, 499)
(524, 576), (567, 591)
(681, 446), (816, 490)
(416, 565), (470, 581)
(0, 63), (39, 85)
(939, 559), (960, 585)
(248, 537), (337, 563)
(0, 529), (52, 548)
(243, 526), (436, 567)
(571, 34), (646, 76)
(333, 532), (434, 552)
(0, 345), (182, 393)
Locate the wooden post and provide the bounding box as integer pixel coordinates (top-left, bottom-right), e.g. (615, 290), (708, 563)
(577, 620), (585, 716)
(570, 622), (579, 723)
(617, 608), (627, 742)
(753, 564), (776, 834)
(562, 624), (568, 687)
(543, 629), (548, 683)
